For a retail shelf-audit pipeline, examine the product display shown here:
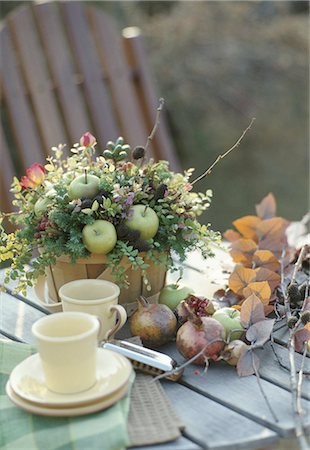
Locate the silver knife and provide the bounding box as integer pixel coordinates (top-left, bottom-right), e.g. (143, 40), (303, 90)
(102, 340), (183, 381)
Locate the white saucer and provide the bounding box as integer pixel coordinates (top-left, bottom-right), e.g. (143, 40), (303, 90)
(10, 348), (132, 407)
(6, 380), (129, 417)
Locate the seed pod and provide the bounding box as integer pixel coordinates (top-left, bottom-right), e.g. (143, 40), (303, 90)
(287, 283), (302, 304)
(287, 316), (298, 329)
(132, 146), (145, 160)
(154, 183), (168, 202)
(299, 284), (307, 301)
(300, 311), (310, 325)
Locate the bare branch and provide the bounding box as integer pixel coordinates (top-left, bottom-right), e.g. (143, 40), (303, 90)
(291, 246), (307, 285)
(191, 117), (255, 186)
(151, 338), (222, 382)
(280, 244), (310, 449)
(251, 350), (278, 422)
(297, 342), (308, 414)
(144, 98), (165, 155)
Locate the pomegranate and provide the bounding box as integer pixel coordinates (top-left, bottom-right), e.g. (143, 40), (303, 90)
(129, 296), (177, 348)
(176, 295), (215, 325)
(176, 316), (225, 365)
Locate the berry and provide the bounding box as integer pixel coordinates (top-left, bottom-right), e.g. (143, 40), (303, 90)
(126, 229), (141, 242)
(116, 223), (130, 239)
(134, 240), (151, 252)
(300, 311), (310, 325)
(287, 283), (301, 304)
(287, 316), (298, 329)
(132, 146), (145, 160)
(80, 198), (93, 209)
(93, 190), (109, 205)
(154, 184), (168, 202)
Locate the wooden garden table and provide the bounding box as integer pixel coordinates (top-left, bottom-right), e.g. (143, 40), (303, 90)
(1, 248), (310, 450)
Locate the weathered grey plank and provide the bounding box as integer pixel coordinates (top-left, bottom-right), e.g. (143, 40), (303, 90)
(273, 325), (310, 358)
(130, 436), (202, 450)
(0, 292), (45, 344)
(160, 382), (278, 450)
(257, 342), (310, 400)
(162, 344), (310, 437)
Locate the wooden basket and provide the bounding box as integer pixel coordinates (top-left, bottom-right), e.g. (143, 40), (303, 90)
(36, 253), (167, 316)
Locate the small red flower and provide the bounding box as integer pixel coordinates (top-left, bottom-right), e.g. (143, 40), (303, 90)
(20, 163), (46, 189)
(80, 132), (96, 147)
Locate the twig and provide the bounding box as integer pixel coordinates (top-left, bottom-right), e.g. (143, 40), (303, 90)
(151, 338), (222, 383)
(291, 246), (307, 286)
(297, 342), (308, 414)
(144, 98), (165, 155)
(281, 244), (310, 450)
(191, 117), (255, 186)
(251, 350), (278, 422)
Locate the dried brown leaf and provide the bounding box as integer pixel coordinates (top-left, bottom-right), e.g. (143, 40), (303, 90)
(237, 349), (260, 377)
(243, 281), (271, 305)
(246, 319), (275, 347)
(223, 229), (241, 242)
(256, 217), (290, 257)
(232, 215), (262, 242)
(230, 238), (257, 267)
(294, 327), (310, 353)
(212, 289), (241, 307)
(253, 250), (280, 272)
(254, 267), (281, 292)
(228, 266), (256, 295)
(240, 294), (265, 328)
(302, 297), (310, 312)
(255, 192), (276, 220)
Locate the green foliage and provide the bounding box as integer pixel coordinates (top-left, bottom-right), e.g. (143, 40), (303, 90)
(1, 135), (220, 293)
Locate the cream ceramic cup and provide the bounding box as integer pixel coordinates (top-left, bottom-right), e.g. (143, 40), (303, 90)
(59, 279), (127, 342)
(32, 312), (100, 394)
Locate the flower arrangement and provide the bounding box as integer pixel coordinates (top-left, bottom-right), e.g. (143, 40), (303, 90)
(1, 111), (224, 295)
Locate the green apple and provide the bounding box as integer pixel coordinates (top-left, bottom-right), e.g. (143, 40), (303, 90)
(212, 307), (245, 342)
(159, 284), (193, 310)
(34, 197), (52, 217)
(125, 205), (159, 240)
(68, 174), (100, 200)
(82, 220), (117, 254)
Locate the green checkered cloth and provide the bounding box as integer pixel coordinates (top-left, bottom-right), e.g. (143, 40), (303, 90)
(0, 340), (134, 450)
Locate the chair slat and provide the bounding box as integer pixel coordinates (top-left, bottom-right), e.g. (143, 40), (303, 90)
(33, 2), (92, 145)
(8, 7), (67, 151)
(123, 32), (181, 172)
(87, 7), (153, 156)
(60, 1), (120, 148)
(0, 27), (43, 168)
(0, 123), (15, 215)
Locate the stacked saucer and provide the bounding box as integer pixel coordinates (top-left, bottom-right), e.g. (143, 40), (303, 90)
(6, 349), (132, 416)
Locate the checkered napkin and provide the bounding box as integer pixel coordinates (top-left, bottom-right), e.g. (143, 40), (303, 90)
(0, 341), (133, 450)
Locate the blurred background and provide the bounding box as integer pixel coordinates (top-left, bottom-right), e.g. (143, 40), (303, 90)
(1, 0), (309, 232)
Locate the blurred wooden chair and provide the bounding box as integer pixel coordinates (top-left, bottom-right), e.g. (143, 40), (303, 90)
(0, 1), (180, 215)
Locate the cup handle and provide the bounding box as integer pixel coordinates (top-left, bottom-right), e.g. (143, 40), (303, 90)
(105, 305), (127, 340)
(95, 316), (103, 342)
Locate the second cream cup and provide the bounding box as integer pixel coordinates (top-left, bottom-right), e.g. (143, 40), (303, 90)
(59, 279), (127, 341)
